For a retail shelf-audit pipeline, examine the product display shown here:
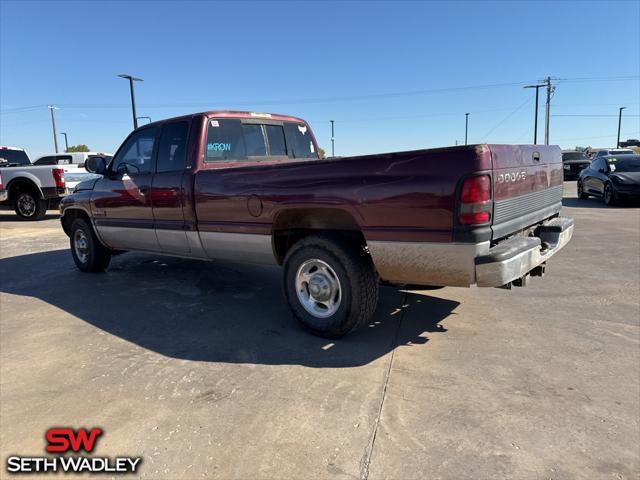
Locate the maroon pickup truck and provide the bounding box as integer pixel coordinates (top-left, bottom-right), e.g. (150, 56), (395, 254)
(60, 111), (573, 337)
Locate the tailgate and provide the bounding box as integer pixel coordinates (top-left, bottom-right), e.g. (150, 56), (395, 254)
(489, 145), (564, 241)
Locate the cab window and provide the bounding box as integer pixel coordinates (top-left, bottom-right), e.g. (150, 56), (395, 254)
(284, 122), (318, 159)
(265, 125), (287, 156)
(157, 121), (188, 172)
(242, 124), (267, 157)
(111, 128), (157, 174)
(205, 119), (247, 162)
(205, 119), (288, 162)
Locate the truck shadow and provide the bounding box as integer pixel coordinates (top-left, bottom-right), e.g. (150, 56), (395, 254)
(0, 250), (459, 368)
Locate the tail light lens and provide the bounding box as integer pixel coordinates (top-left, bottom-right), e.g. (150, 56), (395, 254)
(52, 168), (66, 188)
(458, 175), (492, 225)
(0, 172), (3, 190)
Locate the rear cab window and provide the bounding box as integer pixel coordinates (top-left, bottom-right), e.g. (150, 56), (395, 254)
(205, 117), (319, 163)
(0, 149), (31, 166)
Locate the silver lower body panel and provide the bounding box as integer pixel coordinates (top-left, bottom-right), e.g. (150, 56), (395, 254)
(368, 241), (490, 287)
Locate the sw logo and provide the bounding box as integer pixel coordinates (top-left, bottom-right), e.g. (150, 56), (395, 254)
(6, 427), (142, 474)
(46, 427), (102, 453)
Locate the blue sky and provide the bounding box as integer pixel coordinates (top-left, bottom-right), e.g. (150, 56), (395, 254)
(1, 0), (639, 159)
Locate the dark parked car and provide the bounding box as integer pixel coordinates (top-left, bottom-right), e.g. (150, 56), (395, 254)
(578, 154), (640, 205)
(562, 151), (591, 180)
(592, 148), (635, 158)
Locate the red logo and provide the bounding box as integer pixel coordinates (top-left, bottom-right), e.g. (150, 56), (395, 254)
(46, 428), (103, 453)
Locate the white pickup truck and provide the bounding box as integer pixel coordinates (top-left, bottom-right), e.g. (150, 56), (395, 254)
(0, 146), (69, 220)
(32, 152), (109, 192)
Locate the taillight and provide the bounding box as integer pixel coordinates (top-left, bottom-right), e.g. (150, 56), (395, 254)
(52, 168), (65, 188)
(458, 175), (492, 225)
(0, 172), (3, 190)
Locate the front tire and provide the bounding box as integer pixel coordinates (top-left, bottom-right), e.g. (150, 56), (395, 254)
(13, 190), (47, 220)
(603, 183), (616, 206)
(283, 235), (379, 338)
(577, 180), (588, 199)
(70, 218), (111, 272)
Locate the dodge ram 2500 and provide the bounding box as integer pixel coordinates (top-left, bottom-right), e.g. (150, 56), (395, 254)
(60, 111), (574, 337)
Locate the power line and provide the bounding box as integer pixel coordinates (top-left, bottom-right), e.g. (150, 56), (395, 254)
(2, 75), (637, 115)
(478, 95), (534, 141)
(552, 114), (640, 117)
(561, 75), (640, 82)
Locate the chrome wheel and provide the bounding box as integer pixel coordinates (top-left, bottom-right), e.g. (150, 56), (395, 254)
(17, 193), (36, 217)
(73, 228), (89, 264)
(295, 259), (342, 318)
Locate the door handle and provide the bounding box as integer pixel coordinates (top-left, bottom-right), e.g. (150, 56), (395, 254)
(138, 185), (150, 195)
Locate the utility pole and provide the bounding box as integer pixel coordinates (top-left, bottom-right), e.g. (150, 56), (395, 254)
(544, 76), (555, 145)
(118, 74), (143, 129)
(48, 105), (59, 153)
(617, 107), (626, 148)
(465, 113), (470, 145)
(59, 132), (69, 152)
(330, 120), (335, 157)
(524, 83), (545, 144)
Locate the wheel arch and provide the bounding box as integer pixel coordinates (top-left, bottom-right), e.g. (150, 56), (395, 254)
(6, 177), (44, 200)
(60, 207), (92, 237)
(271, 207), (367, 265)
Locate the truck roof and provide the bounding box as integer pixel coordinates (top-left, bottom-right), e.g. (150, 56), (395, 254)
(143, 111), (309, 128)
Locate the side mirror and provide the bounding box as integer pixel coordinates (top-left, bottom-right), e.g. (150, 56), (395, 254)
(84, 156), (106, 175)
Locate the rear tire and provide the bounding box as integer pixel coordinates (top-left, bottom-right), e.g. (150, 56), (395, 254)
(283, 235), (379, 338)
(577, 180), (588, 200)
(13, 190), (47, 220)
(70, 218), (111, 272)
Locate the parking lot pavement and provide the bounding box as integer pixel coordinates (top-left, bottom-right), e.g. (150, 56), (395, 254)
(0, 183), (638, 479)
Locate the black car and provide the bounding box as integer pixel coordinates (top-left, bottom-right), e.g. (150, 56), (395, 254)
(577, 154), (640, 205)
(562, 151), (591, 180)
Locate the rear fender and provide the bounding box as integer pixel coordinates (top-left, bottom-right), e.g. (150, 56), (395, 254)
(5, 175), (45, 199)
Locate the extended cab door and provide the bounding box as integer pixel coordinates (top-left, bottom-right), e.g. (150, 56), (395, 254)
(92, 127), (160, 251)
(151, 120), (191, 254)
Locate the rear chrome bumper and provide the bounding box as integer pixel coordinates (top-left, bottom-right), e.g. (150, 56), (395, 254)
(475, 217), (574, 287)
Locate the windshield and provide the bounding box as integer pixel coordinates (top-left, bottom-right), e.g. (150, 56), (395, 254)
(608, 156), (640, 172)
(562, 152), (588, 161)
(0, 149), (30, 165)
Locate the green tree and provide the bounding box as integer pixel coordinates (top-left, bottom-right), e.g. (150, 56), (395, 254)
(66, 144), (90, 153)
(318, 147), (326, 159)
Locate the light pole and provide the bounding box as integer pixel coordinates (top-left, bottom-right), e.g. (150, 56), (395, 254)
(330, 120), (335, 157)
(617, 107), (626, 148)
(48, 105), (59, 153)
(464, 113), (470, 145)
(524, 83), (545, 144)
(544, 76), (555, 145)
(59, 132), (69, 152)
(118, 74), (143, 129)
